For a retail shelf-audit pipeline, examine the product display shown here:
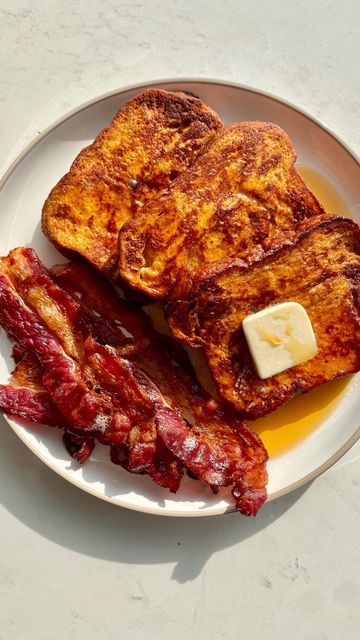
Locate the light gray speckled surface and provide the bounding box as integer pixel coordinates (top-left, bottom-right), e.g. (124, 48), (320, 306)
(1, 1), (359, 639)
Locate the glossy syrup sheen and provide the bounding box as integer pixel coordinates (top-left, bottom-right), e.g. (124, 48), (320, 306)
(248, 376), (350, 457)
(147, 167), (353, 457)
(297, 165), (351, 217)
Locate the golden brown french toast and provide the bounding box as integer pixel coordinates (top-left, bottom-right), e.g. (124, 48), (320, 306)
(42, 89), (222, 276)
(166, 216), (360, 418)
(118, 121), (324, 298)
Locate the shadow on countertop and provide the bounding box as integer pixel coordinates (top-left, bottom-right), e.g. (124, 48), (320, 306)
(0, 423), (310, 583)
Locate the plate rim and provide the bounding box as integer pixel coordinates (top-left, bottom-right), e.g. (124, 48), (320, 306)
(1, 76), (359, 187)
(1, 76), (359, 517)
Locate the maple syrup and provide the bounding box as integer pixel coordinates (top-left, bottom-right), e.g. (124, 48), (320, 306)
(297, 165), (351, 216)
(248, 376), (350, 457)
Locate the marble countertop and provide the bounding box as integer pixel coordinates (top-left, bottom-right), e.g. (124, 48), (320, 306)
(1, 1), (359, 638)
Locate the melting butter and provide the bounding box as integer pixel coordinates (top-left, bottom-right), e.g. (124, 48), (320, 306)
(242, 302), (318, 379)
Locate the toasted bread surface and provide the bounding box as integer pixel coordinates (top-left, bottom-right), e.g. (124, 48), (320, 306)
(167, 216), (360, 418)
(119, 121), (324, 298)
(42, 89), (222, 275)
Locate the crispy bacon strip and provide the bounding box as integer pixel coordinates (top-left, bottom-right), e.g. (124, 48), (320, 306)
(0, 385), (68, 427)
(3, 249), (83, 359)
(0, 270), (128, 436)
(155, 406), (267, 515)
(5, 349), (95, 461)
(11, 350), (43, 389)
(147, 436), (183, 493)
(52, 261), (149, 340)
(83, 337), (153, 421)
(111, 424), (183, 493)
(96, 350), (184, 490)
(53, 260), (268, 513)
(0, 349), (68, 426)
(63, 432), (95, 464)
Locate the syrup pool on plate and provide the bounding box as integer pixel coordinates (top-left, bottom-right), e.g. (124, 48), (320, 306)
(248, 376), (350, 457)
(146, 167), (353, 458)
(297, 165), (352, 216)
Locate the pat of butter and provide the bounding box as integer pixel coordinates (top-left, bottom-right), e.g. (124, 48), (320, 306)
(242, 302), (318, 379)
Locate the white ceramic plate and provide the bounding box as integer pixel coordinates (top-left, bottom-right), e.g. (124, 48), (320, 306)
(1, 79), (359, 517)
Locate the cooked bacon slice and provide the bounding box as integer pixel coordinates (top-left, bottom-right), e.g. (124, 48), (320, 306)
(126, 418), (157, 473)
(111, 423), (183, 493)
(107, 371), (183, 491)
(111, 353), (184, 490)
(0, 384), (68, 427)
(155, 406), (268, 515)
(0, 349), (69, 426)
(6, 248), (80, 323)
(12, 351), (43, 389)
(3, 249), (83, 359)
(63, 432), (95, 464)
(148, 436), (183, 493)
(0, 271), (127, 436)
(52, 261), (149, 340)
(83, 337), (153, 420)
(1, 256), (179, 483)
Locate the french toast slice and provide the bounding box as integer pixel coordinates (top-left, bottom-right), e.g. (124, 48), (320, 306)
(42, 89), (222, 276)
(118, 121), (324, 298)
(166, 216), (360, 418)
